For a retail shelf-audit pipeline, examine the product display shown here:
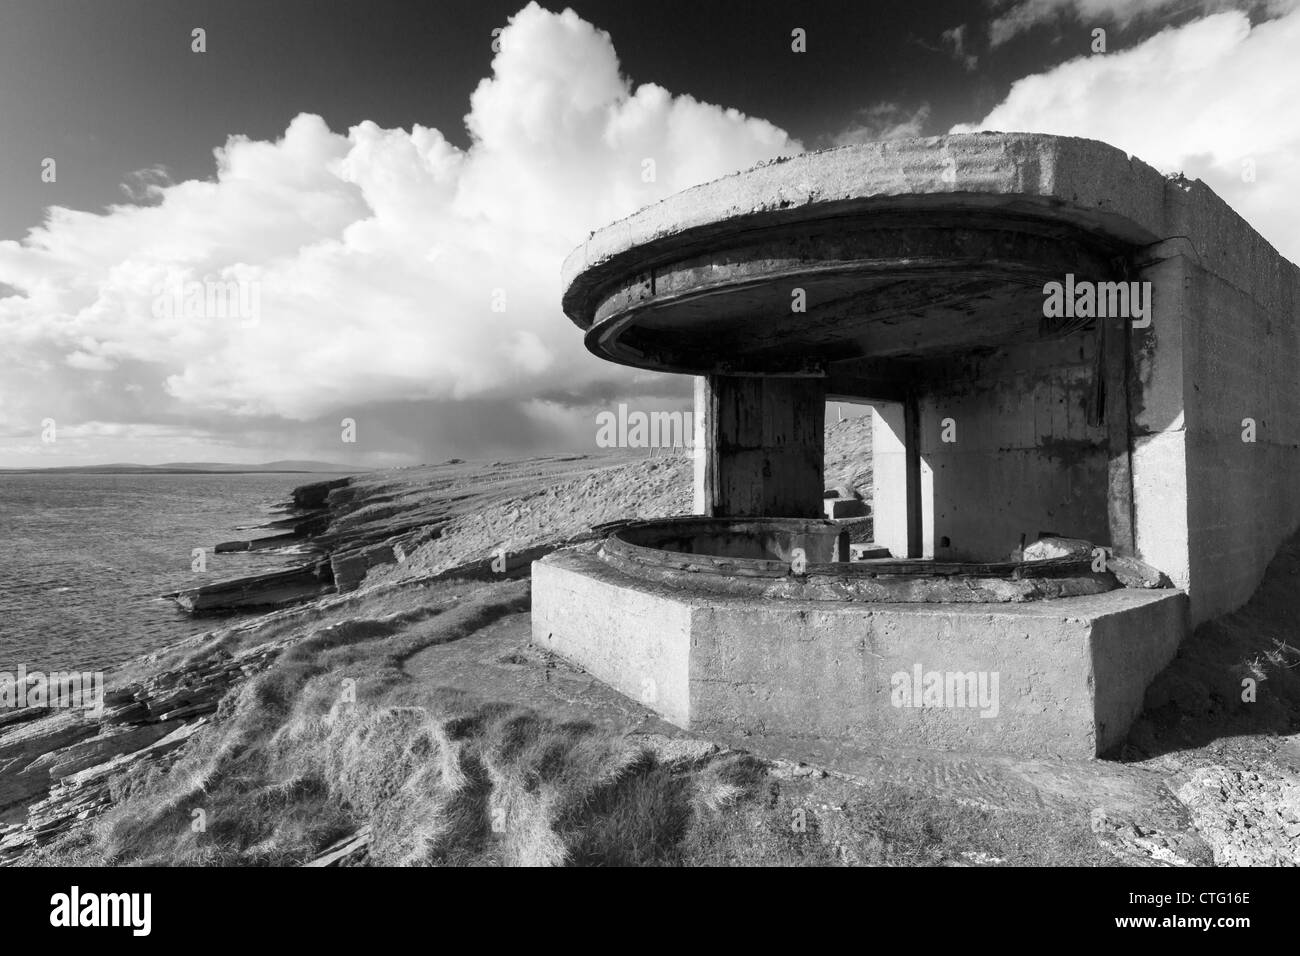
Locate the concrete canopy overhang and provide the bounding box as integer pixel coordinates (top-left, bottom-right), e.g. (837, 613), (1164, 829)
(561, 133), (1173, 376)
(536, 131), (1300, 756)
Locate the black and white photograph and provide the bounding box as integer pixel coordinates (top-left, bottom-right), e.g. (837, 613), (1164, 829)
(0, 0), (1295, 924)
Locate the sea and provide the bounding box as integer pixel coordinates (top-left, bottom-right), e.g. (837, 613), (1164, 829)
(0, 473), (327, 673)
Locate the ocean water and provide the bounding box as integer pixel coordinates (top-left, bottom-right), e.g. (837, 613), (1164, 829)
(0, 473), (323, 673)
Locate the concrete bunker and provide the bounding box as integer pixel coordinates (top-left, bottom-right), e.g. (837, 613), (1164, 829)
(533, 133), (1300, 758)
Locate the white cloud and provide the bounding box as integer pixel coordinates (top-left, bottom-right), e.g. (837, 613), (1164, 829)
(941, 25), (979, 70)
(0, 3), (798, 463)
(832, 102), (932, 146)
(986, 0), (1287, 46)
(953, 7), (1300, 265)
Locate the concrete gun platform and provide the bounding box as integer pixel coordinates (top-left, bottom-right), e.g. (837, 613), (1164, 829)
(534, 547), (1187, 759)
(538, 132), (1299, 758)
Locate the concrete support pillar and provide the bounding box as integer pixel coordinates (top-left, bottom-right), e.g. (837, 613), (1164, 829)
(1102, 314), (1135, 556)
(696, 374), (825, 518)
(870, 402), (911, 557)
(692, 376), (708, 515)
(1130, 252), (1192, 591)
(904, 393), (923, 558)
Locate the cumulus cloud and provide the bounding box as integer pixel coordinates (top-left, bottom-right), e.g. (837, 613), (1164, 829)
(986, 0), (1288, 46)
(953, 7), (1300, 265)
(0, 3), (798, 464)
(832, 102), (932, 146)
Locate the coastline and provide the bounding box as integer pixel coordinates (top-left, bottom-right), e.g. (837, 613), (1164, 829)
(0, 452), (693, 863)
(0, 470), (346, 672)
(2, 437), (1298, 866)
(0, 474), (358, 857)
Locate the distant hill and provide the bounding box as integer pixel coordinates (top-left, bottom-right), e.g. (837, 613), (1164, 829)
(0, 460), (358, 475)
(157, 460), (357, 472)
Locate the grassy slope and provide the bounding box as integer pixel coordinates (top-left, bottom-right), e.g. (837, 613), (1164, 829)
(37, 575), (1112, 867)
(18, 424), (1300, 866)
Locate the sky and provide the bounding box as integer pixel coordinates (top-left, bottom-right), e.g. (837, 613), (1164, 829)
(0, 0), (1297, 467)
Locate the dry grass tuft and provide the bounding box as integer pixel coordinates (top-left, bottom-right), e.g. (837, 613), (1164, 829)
(43, 573), (1121, 868)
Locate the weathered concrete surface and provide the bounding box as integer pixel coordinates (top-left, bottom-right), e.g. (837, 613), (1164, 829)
(1131, 254), (1193, 592)
(564, 134), (1295, 319)
(562, 133), (1171, 318)
(533, 550), (694, 726)
(403, 609), (684, 737)
(563, 130), (1300, 629)
(597, 516), (1120, 603)
(532, 548), (1187, 757)
(695, 375), (825, 518)
(915, 336), (1110, 561)
(869, 402), (909, 557)
(1175, 247), (1300, 625)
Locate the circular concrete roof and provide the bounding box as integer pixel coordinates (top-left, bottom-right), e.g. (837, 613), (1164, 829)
(561, 132), (1173, 375)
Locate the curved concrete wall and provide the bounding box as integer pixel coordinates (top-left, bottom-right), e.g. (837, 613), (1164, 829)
(570, 132), (1300, 626)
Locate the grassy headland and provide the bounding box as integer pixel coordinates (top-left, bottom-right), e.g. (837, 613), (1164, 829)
(4, 418), (1299, 866)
